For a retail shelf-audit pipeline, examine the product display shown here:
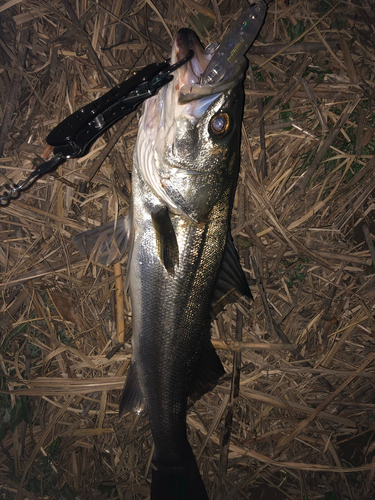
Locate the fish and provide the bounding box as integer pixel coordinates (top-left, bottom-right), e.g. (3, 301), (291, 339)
(73, 5), (267, 497)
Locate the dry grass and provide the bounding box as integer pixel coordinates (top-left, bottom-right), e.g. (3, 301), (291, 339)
(1, 0), (375, 499)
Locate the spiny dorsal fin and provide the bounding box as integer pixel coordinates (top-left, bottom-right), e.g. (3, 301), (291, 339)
(212, 232), (252, 316)
(151, 207), (179, 276)
(73, 215), (131, 266)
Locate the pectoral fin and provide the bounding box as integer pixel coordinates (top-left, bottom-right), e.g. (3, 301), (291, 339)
(151, 207), (179, 276)
(73, 215), (131, 266)
(212, 232), (252, 315)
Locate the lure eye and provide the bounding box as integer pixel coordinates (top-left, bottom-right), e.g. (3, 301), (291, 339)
(210, 113), (230, 137)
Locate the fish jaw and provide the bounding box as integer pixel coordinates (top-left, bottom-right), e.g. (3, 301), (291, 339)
(170, 28), (213, 88)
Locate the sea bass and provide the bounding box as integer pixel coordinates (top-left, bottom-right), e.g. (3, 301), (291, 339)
(74, 5), (266, 498)
(124, 29), (249, 500)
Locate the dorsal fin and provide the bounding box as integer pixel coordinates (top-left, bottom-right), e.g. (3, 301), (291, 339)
(151, 207), (179, 276)
(73, 215), (131, 266)
(212, 232), (252, 316)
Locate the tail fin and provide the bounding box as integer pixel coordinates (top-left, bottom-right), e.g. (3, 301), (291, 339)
(151, 461), (209, 500)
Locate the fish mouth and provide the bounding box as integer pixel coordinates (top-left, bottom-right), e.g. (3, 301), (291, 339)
(172, 28), (246, 104)
(171, 29), (213, 93)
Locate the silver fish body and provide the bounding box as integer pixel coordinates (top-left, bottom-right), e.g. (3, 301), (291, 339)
(74, 27), (252, 500)
(129, 90), (243, 442)
(123, 29), (248, 498)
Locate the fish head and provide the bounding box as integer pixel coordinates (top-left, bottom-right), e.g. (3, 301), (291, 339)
(136, 28), (247, 222)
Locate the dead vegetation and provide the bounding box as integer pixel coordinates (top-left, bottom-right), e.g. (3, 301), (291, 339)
(1, 0), (375, 499)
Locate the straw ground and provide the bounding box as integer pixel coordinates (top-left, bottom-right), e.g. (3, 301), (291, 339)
(1, 1), (375, 499)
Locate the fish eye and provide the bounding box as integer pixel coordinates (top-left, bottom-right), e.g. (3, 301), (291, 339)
(210, 113), (230, 137)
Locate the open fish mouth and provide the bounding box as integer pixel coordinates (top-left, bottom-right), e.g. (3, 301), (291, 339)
(173, 1), (267, 103)
(171, 28), (214, 89)
(171, 28), (245, 104)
